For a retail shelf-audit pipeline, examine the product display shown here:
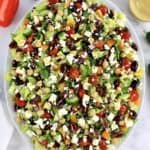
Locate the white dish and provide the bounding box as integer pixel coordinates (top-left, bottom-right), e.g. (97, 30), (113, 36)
(4, 0), (145, 149)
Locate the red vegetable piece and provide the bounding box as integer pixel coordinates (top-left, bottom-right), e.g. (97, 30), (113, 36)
(130, 89), (139, 102)
(122, 57), (132, 70)
(75, 2), (82, 9)
(89, 75), (99, 86)
(121, 31), (131, 41)
(23, 44), (34, 53)
(0, 0), (19, 27)
(49, 48), (59, 56)
(69, 67), (80, 79)
(94, 40), (105, 49)
(119, 104), (127, 114)
(99, 139), (107, 150)
(16, 98), (26, 107)
(99, 5), (108, 15)
(67, 29), (75, 36)
(42, 111), (53, 119)
(97, 111), (105, 118)
(49, 0), (58, 5)
(40, 139), (49, 146)
(78, 88), (85, 99)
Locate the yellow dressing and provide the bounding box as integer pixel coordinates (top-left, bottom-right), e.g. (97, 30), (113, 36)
(129, 0), (150, 21)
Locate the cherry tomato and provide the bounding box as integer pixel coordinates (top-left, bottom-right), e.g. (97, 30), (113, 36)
(16, 98), (26, 107)
(49, 0), (58, 4)
(23, 44), (34, 53)
(40, 139), (49, 146)
(67, 29), (75, 36)
(79, 138), (91, 147)
(69, 67), (80, 79)
(99, 139), (107, 150)
(121, 31), (131, 41)
(122, 57), (132, 70)
(26, 34), (35, 44)
(78, 88), (85, 99)
(97, 111), (105, 118)
(75, 2), (82, 9)
(119, 104), (127, 114)
(49, 48), (59, 56)
(42, 111), (53, 119)
(130, 89), (139, 102)
(99, 5), (108, 15)
(94, 40), (105, 49)
(89, 75), (99, 85)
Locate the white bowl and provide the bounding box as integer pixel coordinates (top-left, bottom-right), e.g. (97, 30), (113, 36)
(4, 0), (145, 149)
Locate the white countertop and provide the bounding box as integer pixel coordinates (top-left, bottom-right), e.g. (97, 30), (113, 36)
(0, 0), (150, 150)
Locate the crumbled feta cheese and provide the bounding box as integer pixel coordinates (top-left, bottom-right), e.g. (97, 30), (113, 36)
(82, 94), (90, 107)
(83, 82), (90, 90)
(49, 74), (57, 83)
(84, 31), (92, 37)
(59, 40), (66, 47)
(35, 119), (44, 129)
(55, 22), (61, 29)
(111, 122), (118, 131)
(51, 123), (58, 131)
(33, 16), (39, 24)
(66, 54), (74, 64)
(92, 138), (99, 146)
(125, 118), (134, 128)
(48, 12), (53, 18)
(27, 24), (32, 29)
(63, 125), (68, 132)
(82, 2), (88, 10)
(71, 134), (78, 144)
(104, 44), (110, 50)
(49, 93), (57, 104)
(58, 108), (68, 117)
(91, 115), (99, 123)
(25, 111), (32, 119)
(89, 145), (93, 150)
(78, 118), (86, 128)
(114, 101), (121, 111)
(16, 67), (26, 76)
(27, 83), (34, 90)
(92, 66), (98, 74)
(107, 144), (116, 150)
(107, 113), (115, 121)
(39, 16), (44, 21)
(26, 130), (36, 137)
(43, 56), (51, 66)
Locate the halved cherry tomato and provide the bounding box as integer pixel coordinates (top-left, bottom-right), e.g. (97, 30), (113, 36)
(99, 5), (108, 15)
(42, 111), (53, 119)
(97, 111), (105, 118)
(119, 104), (127, 114)
(16, 98), (26, 107)
(75, 2), (82, 9)
(49, 48), (59, 56)
(49, 0), (58, 5)
(69, 67), (80, 79)
(94, 40), (105, 49)
(122, 57), (132, 70)
(40, 139), (49, 146)
(130, 89), (139, 102)
(66, 29), (75, 36)
(121, 31), (131, 41)
(99, 139), (107, 150)
(78, 88), (85, 99)
(89, 75), (99, 85)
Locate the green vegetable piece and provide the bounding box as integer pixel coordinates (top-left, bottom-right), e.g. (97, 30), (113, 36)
(115, 47), (120, 60)
(35, 1), (48, 11)
(80, 64), (91, 78)
(40, 69), (50, 79)
(146, 32), (150, 43)
(20, 87), (30, 100)
(23, 28), (32, 37)
(66, 96), (79, 105)
(28, 77), (36, 84)
(58, 32), (66, 40)
(40, 10), (49, 16)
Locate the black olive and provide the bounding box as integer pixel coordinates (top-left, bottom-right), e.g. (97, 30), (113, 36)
(108, 9), (114, 18)
(111, 131), (124, 138)
(15, 76), (24, 85)
(95, 58), (104, 66)
(60, 64), (70, 73)
(114, 79), (120, 89)
(29, 117), (36, 125)
(44, 124), (51, 130)
(54, 142), (60, 148)
(131, 42), (138, 51)
(77, 56), (84, 64)
(129, 110), (137, 120)
(12, 60), (19, 68)
(92, 29), (100, 40)
(9, 41), (17, 49)
(31, 96), (41, 105)
(82, 40), (90, 49)
(114, 114), (124, 122)
(16, 93), (21, 98)
(131, 61), (138, 72)
(30, 48), (38, 57)
(91, 4), (98, 11)
(131, 79), (140, 89)
(96, 85), (107, 97)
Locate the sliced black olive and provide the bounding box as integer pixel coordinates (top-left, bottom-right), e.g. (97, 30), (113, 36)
(96, 85), (107, 97)
(131, 42), (138, 51)
(9, 40), (17, 49)
(12, 60), (19, 68)
(130, 79), (140, 89)
(114, 79), (120, 89)
(15, 76), (25, 85)
(131, 61), (138, 72)
(129, 110), (137, 120)
(108, 9), (114, 18)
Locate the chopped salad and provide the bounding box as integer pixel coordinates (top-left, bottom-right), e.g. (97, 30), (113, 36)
(7, 0), (143, 149)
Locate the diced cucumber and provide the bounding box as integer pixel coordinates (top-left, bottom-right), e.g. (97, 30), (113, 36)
(40, 69), (50, 79)
(23, 28), (32, 37)
(66, 96), (79, 105)
(80, 64), (92, 78)
(58, 32), (67, 40)
(20, 87), (30, 100)
(28, 77), (36, 84)
(40, 10), (49, 16)
(92, 50), (107, 59)
(35, 1), (48, 12)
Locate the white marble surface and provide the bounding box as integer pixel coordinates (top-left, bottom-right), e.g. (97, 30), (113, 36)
(0, 0), (150, 150)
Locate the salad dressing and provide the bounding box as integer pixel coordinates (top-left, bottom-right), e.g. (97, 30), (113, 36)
(129, 0), (150, 21)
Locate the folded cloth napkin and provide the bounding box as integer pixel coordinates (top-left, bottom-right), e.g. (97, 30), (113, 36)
(1, 0), (150, 150)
